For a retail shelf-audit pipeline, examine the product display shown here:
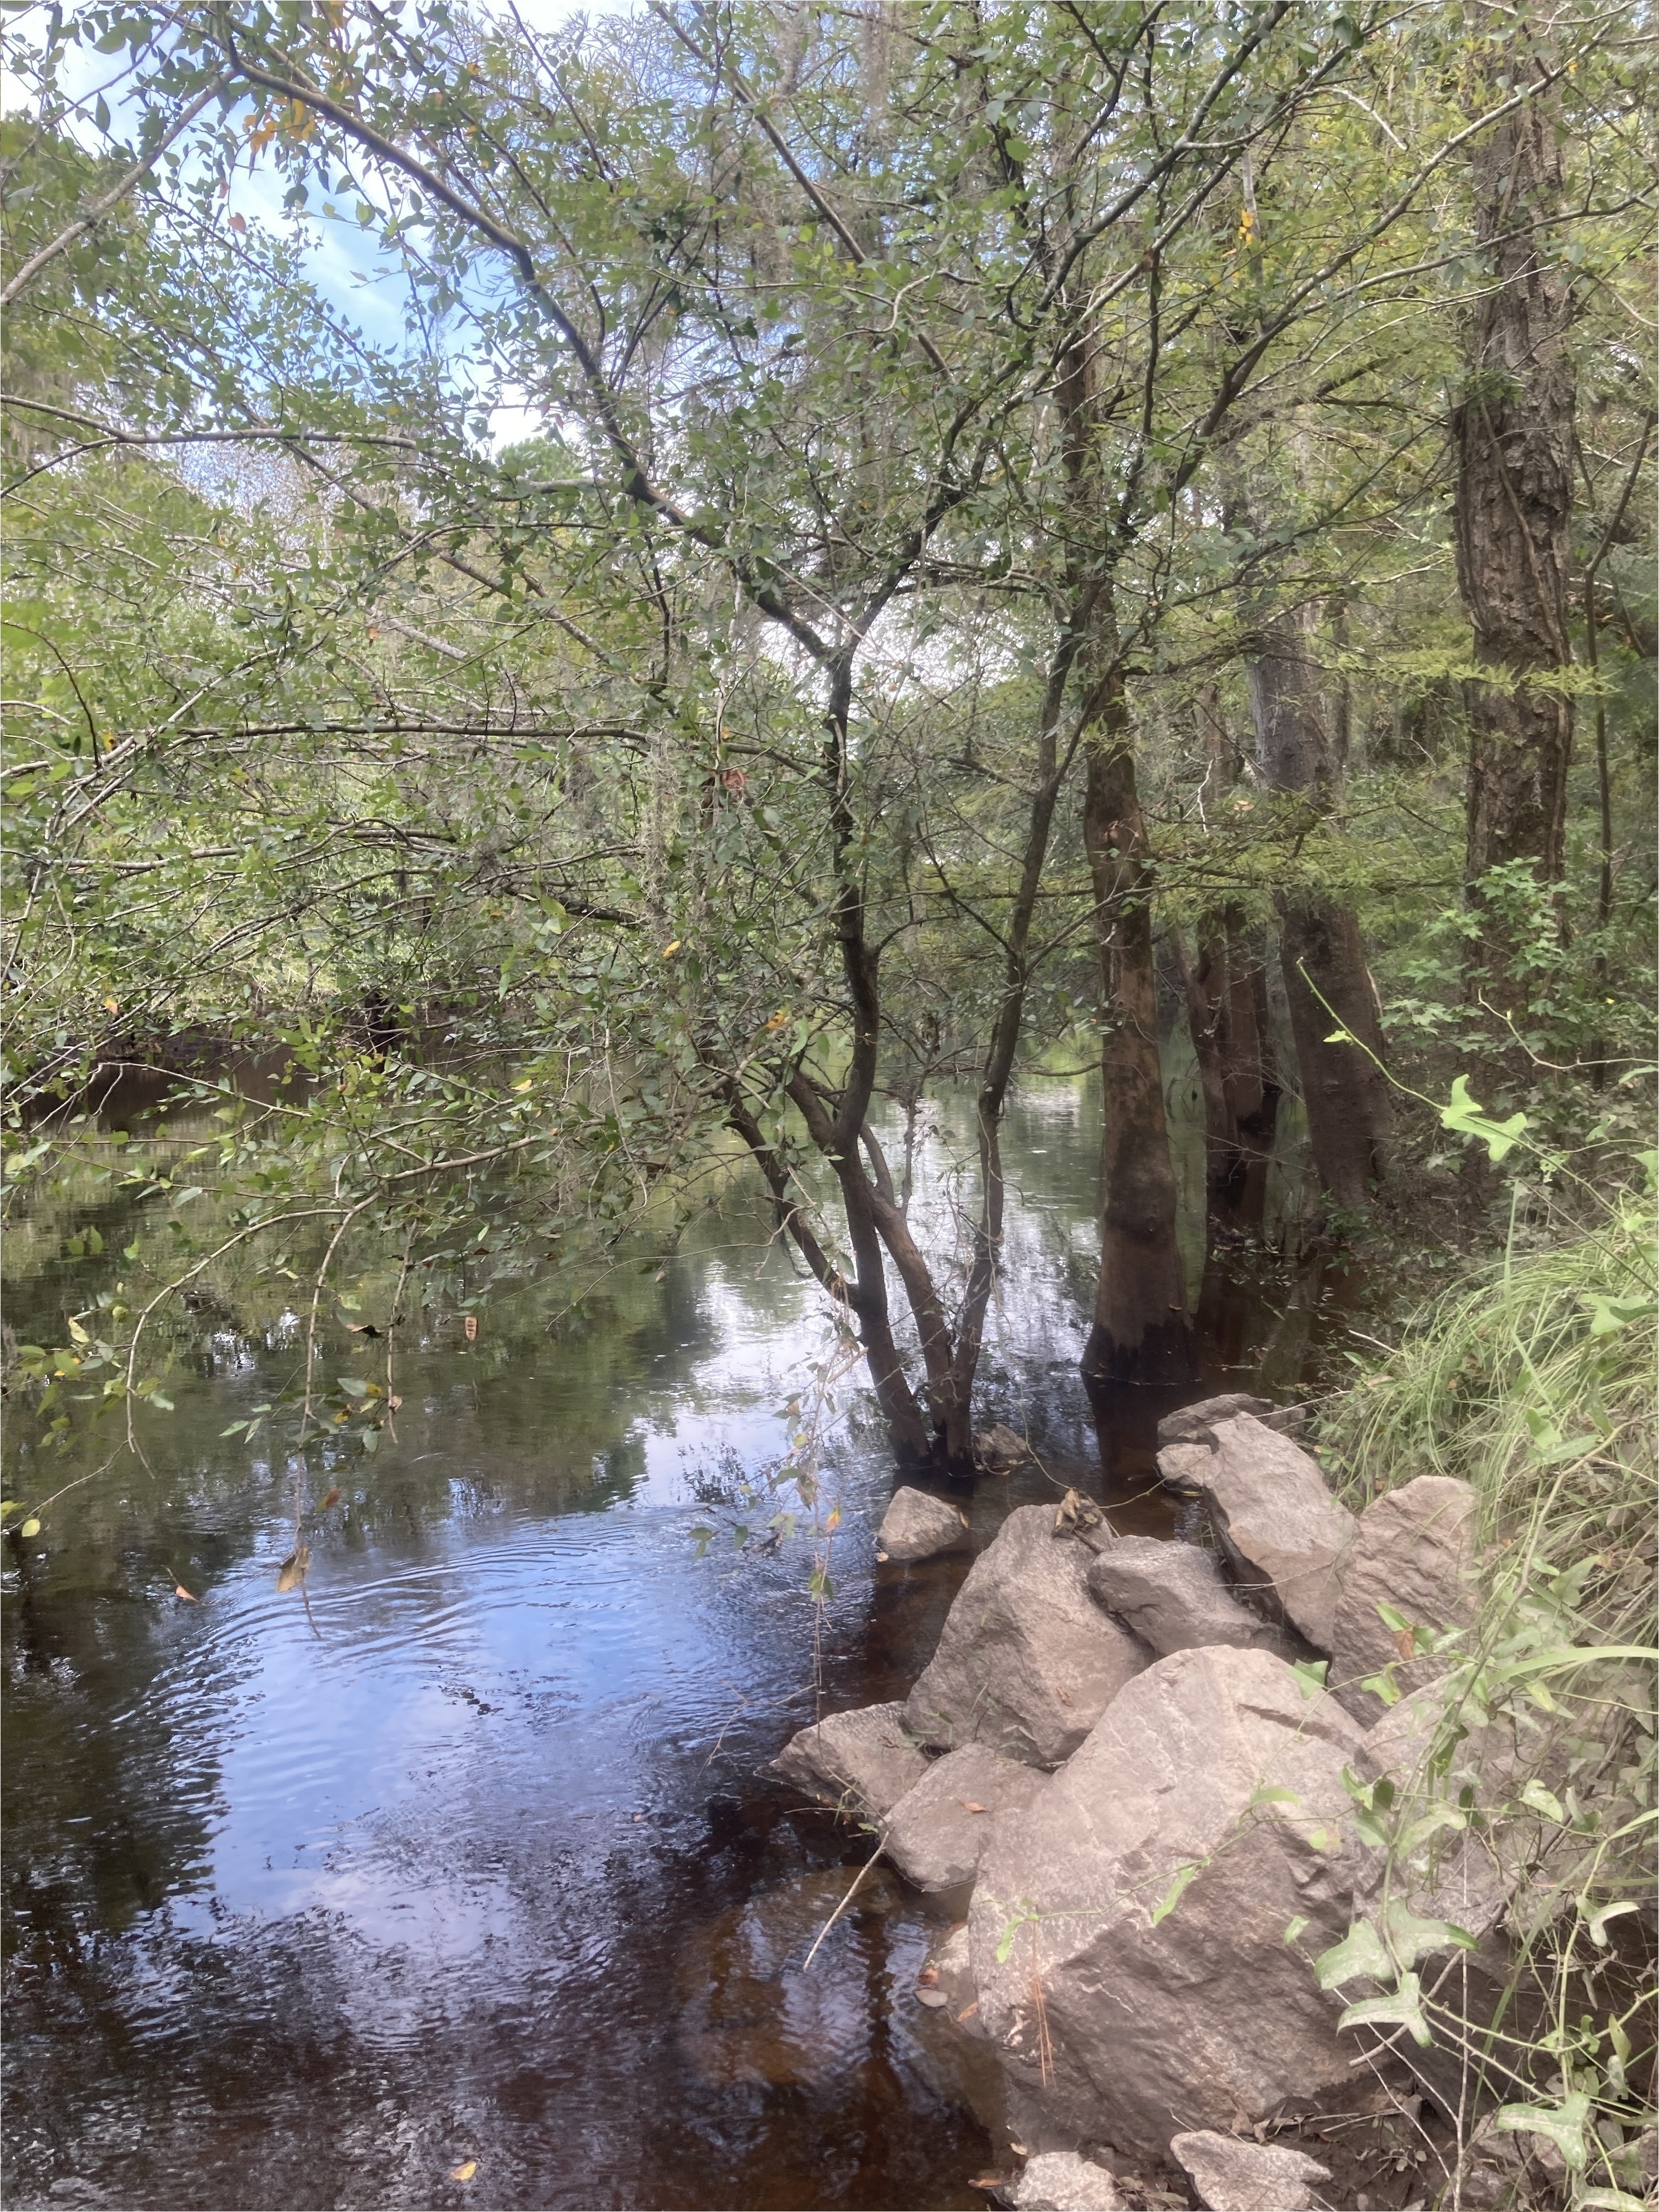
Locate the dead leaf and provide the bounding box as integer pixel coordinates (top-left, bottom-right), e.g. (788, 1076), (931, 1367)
(276, 1543), (310, 1594)
(958, 1799), (990, 1814)
(1391, 1625), (1417, 1662)
(968, 2176), (1005, 2193)
(387, 1394), (402, 1412)
(463, 1315), (478, 1343)
(319, 1487), (342, 1512)
(1054, 1686), (1074, 1706)
(174, 1584), (197, 1602)
(229, 211), (247, 234)
(957, 1999), (979, 2022)
(449, 2161), (478, 2183)
(916, 1965), (939, 1987)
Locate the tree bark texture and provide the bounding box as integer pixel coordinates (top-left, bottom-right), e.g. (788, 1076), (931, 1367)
(1174, 916), (1280, 1227)
(1081, 672), (1196, 1386)
(1454, 69), (1576, 902)
(1247, 604), (1394, 1212)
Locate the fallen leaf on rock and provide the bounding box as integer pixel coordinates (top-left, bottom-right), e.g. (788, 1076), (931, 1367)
(449, 2160), (478, 2182)
(958, 1799), (989, 1813)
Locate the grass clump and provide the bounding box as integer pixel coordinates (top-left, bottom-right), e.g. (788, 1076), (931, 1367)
(1314, 1182), (1656, 2210)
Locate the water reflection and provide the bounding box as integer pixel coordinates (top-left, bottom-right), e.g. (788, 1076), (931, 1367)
(3, 1076), (1317, 2209)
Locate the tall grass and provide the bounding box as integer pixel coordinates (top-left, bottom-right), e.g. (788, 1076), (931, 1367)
(1314, 1182), (1656, 2210)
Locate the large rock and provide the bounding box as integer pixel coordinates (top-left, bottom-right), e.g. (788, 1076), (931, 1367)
(1086, 1538), (1285, 1657)
(1013, 2152), (1125, 2210)
(1328, 1476), (1479, 1724)
(905, 1507), (1150, 1766)
(1171, 2131), (1331, 2212)
(771, 1702), (928, 1820)
(877, 1484), (968, 1563)
(967, 1646), (1365, 2157)
(882, 1742), (1049, 1891)
(1157, 1394), (1276, 1448)
(1197, 1415), (1357, 1650)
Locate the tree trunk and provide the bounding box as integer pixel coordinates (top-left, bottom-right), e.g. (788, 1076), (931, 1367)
(1174, 915), (1280, 1228)
(1081, 665), (1195, 1385)
(1247, 603), (1394, 1213)
(1455, 55), (1576, 952)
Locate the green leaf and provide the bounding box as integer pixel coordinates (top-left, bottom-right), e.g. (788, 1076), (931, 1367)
(1582, 1899), (1640, 1947)
(1150, 1862), (1202, 1926)
(1574, 2192), (1647, 2211)
(1492, 2092), (1590, 2171)
(1397, 1803), (1469, 1853)
(1337, 1972), (1433, 2047)
(1382, 1901), (1476, 1968)
(689, 1525), (714, 1558)
(1290, 1659), (1329, 1697)
(1314, 1918), (1391, 1991)
(337, 1377), (371, 1397)
(1438, 1074), (1529, 1163)
(1283, 1914), (1311, 1946)
(19, 1517), (42, 1537)
(1521, 1778), (1567, 1823)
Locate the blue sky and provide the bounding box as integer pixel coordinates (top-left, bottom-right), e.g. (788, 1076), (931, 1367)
(5, 0), (632, 447)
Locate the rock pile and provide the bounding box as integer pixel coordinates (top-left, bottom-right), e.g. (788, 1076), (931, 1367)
(772, 1398), (1496, 2202)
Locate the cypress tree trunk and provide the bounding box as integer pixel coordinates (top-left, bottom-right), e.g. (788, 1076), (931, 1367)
(1247, 603), (1394, 1213)
(1454, 49), (1576, 992)
(1174, 916), (1280, 1228)
(1081, 664), (1196, 1386)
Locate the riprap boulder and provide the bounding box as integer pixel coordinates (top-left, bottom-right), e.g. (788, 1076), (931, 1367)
(905, 1506), (1149, 1766)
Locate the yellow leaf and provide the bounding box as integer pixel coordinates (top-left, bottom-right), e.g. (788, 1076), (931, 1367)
(20, 1517), (41, 1538)
(662, 940), (682, 957)
(513, 1078), (533, 1093)
(450, 2162), (478, 2182)
(103, 996), (120, 1013)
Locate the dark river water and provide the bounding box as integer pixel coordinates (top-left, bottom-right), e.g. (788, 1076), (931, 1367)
(3, 1075), (1331, 2210)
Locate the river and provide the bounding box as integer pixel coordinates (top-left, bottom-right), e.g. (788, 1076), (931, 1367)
(2, 1074), (1330, 2210)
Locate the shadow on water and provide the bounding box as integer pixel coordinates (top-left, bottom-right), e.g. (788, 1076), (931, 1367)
(3, 1074), (1341, 2210)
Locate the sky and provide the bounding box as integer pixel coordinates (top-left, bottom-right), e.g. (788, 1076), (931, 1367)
(4, 0), (635, 449)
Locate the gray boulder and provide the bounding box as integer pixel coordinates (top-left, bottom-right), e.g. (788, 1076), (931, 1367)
(1171, 2131), (1331, 2212)
(771, 1702), (928, 1821)
(905, 1506), (1149, 1766)
(877, 1484), (968, 1563)
(1157, 1393), (1276, 1448)
(1329, 1475), (1479, 1724)
(1198, 1415), (1356, 1650)
(1013, 2152), (1125, 2210)
(976, 1422), (1033, 1470)
(882, 1742), (1049, 1891)
(967, 1645), (1365, 2156)
(1155, 1439), (1216, 1495)
(1086, 1537), (1286, 1657)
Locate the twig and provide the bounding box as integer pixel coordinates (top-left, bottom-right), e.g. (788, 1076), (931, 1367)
(800, 1843), (885, 1972)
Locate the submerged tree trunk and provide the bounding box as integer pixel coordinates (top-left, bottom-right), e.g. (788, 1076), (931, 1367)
(1173, 915), (1280, 1228)
(1455, 56), (1576, 909)
(1248, 602), (1393, 1214)
(1081, 663), (1195, 1385)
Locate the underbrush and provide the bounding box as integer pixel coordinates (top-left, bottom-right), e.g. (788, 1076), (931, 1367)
(1314, 1183), (1657, 2210)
